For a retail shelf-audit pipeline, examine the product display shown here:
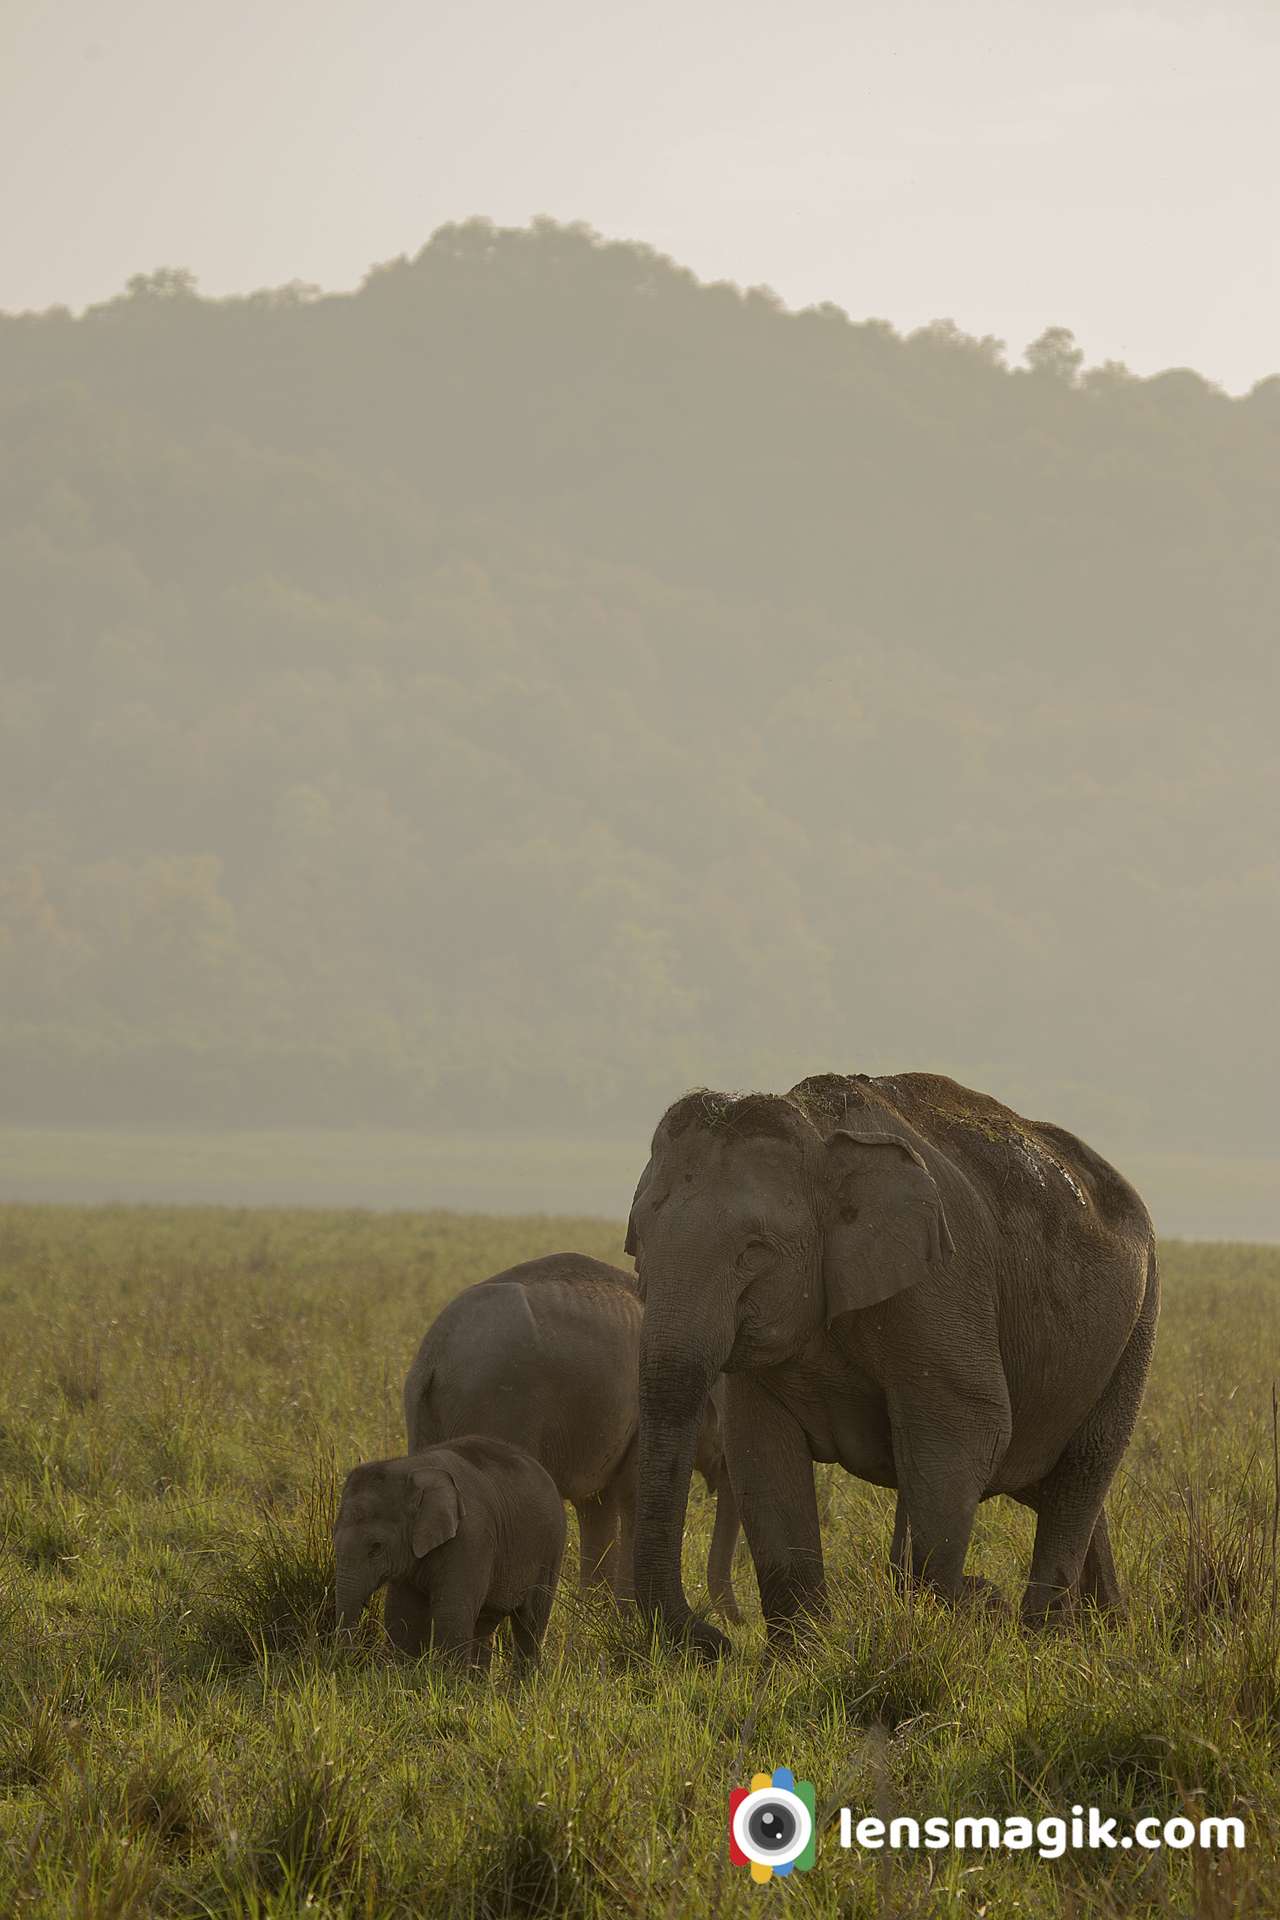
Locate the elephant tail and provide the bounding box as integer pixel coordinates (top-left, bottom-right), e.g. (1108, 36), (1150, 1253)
(1142, 1237), (1161, 1329)
(403, 1358), (439, 1452)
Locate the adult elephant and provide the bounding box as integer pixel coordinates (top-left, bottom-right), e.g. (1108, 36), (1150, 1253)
(404, 1253), (741, 1620)
(627, 1072), (1159, 1657)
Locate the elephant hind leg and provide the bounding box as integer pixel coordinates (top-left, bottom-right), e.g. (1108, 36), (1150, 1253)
(1010, 1491), (1122, 1615)
(1077, 1508), (1122, 1613)
(574, 1492), (620, 1593)
(1021, 1491), (1124, 1625)
(1020, 1246), (1158, 1627)
(510, 1572), (557, 1673)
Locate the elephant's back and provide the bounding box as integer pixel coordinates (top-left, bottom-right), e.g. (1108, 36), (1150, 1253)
(404, 1255), (641, 1498)
(1024, 1119), (1150, 1232)
(417, 1255), (640, 1355)
(483, 1251), (638, 1293)
(480, 1253), (642, 1327)
(798, 1070), (1150, 1242)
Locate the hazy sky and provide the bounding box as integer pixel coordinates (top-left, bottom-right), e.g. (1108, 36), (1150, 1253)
(3, 0), (1277, 390)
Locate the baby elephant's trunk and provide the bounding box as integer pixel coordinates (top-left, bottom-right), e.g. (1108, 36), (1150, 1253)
(334, 1560), (373, 1633)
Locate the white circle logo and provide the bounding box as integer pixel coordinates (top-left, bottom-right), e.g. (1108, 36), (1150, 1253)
(731, 1785), (814, 1870)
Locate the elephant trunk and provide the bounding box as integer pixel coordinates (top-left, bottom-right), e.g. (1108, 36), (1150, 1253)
(334, 1560), (375, 1634)
(634, 1304), (732, 1638)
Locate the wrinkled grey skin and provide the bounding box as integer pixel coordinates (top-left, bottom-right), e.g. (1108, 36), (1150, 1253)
(334, 1435), (565, 1669)
(404, 1254), (741, 1621)
(628, 1072), (1160, 1659)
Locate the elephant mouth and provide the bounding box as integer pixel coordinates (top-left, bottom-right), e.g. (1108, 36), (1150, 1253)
(723, 1309), (798, 1374)
(721, 1329), (758, 1373)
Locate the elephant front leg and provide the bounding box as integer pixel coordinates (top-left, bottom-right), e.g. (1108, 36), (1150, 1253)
(724, 1375), (824, 1648)
(890, 1493), (1006, 1613)
(887, 1385), (1009, 1602)
(403, 1549), (489, 1664)
(385, 1577), (479, 1661)
(383, 1578), (434, 1655)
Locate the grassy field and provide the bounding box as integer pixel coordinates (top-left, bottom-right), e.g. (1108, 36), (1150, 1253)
(0, 1207), (1277, 1917)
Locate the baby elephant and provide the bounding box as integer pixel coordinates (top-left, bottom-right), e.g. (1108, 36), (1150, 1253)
(333, 1436), (565, 1670)
(404, 1253), (741, 1619)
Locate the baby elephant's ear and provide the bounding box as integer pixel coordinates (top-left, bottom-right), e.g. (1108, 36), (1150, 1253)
(410, 1466), (463, 1559)
(822, 1130), (954, 1322)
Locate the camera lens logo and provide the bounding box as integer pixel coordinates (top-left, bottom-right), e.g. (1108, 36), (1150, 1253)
(729, 1767), (816, 1881)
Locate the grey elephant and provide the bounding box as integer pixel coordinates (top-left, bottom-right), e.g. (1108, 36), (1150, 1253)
(626, 1072), (1160, 1657)
(403, 1252), (741, 1620)
(333, 1435), (565, 1668)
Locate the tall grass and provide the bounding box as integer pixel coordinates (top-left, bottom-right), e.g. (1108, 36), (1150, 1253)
(0, 1206), (1276, 1915)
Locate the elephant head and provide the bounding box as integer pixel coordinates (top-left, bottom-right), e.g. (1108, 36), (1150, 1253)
(627, 1089), (953, 1651)
(333, 1457), (462, 1631)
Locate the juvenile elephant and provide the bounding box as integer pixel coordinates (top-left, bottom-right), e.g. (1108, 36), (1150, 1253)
(333, 1435), (565, 1668)
(404, 1253), (741, 1620)
(627, 1072), (1160, 1657)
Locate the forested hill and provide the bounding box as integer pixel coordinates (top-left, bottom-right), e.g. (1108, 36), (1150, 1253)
(2, 218), (1277, 1154)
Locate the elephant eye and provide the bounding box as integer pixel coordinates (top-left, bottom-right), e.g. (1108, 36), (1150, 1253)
(738, 1238), (773, 1272)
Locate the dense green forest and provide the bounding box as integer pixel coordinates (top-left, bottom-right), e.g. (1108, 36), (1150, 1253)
(2, 218), (1276, 1151)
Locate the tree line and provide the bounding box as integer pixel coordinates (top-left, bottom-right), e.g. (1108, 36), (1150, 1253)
(2, 219), (1276, 1151)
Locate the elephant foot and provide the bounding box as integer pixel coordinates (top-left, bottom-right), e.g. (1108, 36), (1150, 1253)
(759, 1597), (821, 1658)
(678, 1615), (732, 1662)
(762, 1624), (814, 1664)
(960, 1574), (1011, 1617)
(1018, 1586), (1076, 1631)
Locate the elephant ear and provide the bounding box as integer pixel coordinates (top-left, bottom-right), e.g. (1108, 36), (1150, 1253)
(624, 1155), (654, 1259)
(409, 1466), (463, 1560)
(821, 1130), (954, 1321)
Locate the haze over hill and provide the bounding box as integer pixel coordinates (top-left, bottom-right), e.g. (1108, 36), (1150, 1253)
(2, 219), (1277, 1201)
